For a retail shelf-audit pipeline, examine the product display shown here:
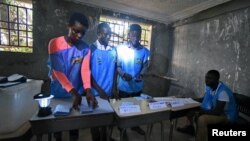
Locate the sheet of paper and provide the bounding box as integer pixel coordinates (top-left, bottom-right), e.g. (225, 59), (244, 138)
(119, 105), (141, 114)
(182, 98), (199, 104)
(0, 82), (21, 88)
(54, 104), (71, 113)
(121, 101), (134, 106)
(149, 101), (166, 110)
(80, 104), (93, 114)
(7, 74), (24, 81)
(54, 104), (71, 116)
(134, 96), (145, 101)
(169, 100), (184, 107)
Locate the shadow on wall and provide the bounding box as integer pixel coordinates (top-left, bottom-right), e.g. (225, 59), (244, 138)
(167, 82), (196, 98)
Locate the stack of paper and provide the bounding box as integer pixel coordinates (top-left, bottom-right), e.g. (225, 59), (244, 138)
(149, 101), (167, 110)
(80, 104), (93, 114)
(119, 105), (141, 114)
(54, 104), (71, 117)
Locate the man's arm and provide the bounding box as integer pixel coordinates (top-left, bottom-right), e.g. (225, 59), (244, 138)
(112, 65), (119, 99)
(81, 50), (98, 108)
(117, 56), (132, 81)
(49, 39), (81, 110)
(91, 75), (108, 99)
(49, 39), (74, 93)
(200, 100), (226, 115)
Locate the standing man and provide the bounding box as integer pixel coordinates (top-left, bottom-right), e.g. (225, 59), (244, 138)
(48, 12), (97, 141)
(116, 24), (150, 135)
(90, 22), (118, 141)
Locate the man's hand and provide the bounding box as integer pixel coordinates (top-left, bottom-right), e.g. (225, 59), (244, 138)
(86, 88), (98, 109)
(69, 88), (82, 110)
(135, 74), (143, 82)
(98, 89), (109, 100)
(112, 88), (120, 100)
(122, 73), (132, 81)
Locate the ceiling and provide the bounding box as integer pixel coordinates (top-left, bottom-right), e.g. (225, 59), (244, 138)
(72, 0), (231, 24)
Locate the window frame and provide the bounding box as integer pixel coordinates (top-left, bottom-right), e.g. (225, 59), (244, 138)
(0, 1), (33, 53)
(99, 15), (152, 50)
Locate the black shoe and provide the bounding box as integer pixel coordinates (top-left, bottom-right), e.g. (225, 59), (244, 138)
(131, 127), (145, 135)
(177, 125), (195, 136)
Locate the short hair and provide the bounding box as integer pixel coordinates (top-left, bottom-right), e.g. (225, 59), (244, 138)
(129, 24), (141, 33)
(207, 70), (220, 80)
(68, 12), (89, 28)
(97, 22), (110, 34)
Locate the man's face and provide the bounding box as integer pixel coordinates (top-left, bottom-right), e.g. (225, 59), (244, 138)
(205, 73), (218, 89)
(98, 27), (111, 47)
(68, 21), (87, 43)
(128, 30), (141, 47)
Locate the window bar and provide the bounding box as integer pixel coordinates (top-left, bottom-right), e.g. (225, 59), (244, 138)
(111, 23), (115, 46)
(117, 22), (121, 45)
(122, 20), (125, 44)
(17, 6), (20, 46)
(26, 8), (28, 46)
(7, 4), (10, 46)
(144, 29), (147, 46)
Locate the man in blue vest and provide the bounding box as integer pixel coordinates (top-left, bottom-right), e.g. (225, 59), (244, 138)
(116, 24), (150, 135)
(90, 22), (117, 141)
(177, 70), (238, 141)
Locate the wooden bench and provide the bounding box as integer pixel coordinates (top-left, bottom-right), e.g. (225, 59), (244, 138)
(208, 93), (250, 132)
(234, 93), (250, 124)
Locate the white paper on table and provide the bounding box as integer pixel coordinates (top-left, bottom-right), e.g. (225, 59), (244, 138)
(54, 104), (71, 113)
(182, 98), (199, 104)
(134, 96), (145, 101)
(121, 101), (134, 106)
(7, 74), (25, 81)
(149, 101), (166, 110)
(169, 100), (184, 107)
(0, 82), (21, 87)
(119, 105), (141, 114)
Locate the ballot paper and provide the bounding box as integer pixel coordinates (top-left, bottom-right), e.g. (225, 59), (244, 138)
(149, 101), (167, 110)
(54, 104), (71, 116)
(119, 105), (141, 114)
(168, 100), (184, 107)
(79, 98), (94, 114)
(121, 101), (134, 106)
(80, 104), (93, 114)
(182, 98), (199, 104)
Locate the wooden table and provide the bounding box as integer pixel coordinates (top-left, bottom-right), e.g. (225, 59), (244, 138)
(110, 97), (200, 141)
(110, 97), (171, 141)
(29, 97), (114, 141)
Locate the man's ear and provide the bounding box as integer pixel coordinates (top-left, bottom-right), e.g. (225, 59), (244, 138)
(97, 33), (102, 38)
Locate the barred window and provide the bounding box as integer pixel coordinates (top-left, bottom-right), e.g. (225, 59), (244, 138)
(0, 0), (33, 53)
(100, 15), (152, 50)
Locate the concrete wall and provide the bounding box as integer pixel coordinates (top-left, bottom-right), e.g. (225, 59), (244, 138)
(171, 0), (250, 97)
(0, 0), (171, 96)
(0, 0), (100, 79)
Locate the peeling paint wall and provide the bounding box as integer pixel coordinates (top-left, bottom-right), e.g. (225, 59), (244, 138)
(171, 1), (250, 97)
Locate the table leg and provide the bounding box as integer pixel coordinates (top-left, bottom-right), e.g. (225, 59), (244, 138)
(106, 126), (113, 141)
(146, 124), (153, 141)
(120, 128), (126, 141)
(161, 121), (164, 141)
(48, 133), (52, 141)
(169, 120), (174, 141)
